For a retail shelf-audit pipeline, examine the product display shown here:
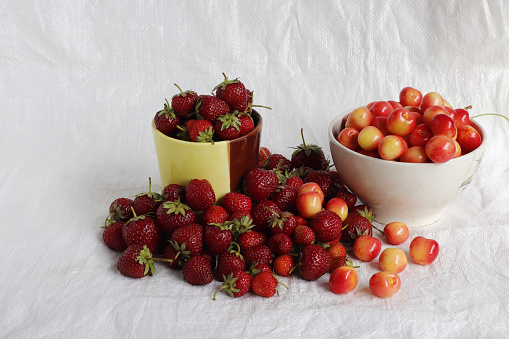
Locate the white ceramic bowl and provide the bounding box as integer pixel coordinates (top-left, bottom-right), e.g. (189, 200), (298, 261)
(328, 111), (486, 227)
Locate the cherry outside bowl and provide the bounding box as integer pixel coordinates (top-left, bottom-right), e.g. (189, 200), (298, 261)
(328, 110), (486, 227)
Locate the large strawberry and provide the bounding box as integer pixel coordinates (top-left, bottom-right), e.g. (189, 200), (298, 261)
(308, 210), (342, 243)
(228, 212), (254, 239)
(107, 198), (134, 223)
(133, 177), (162, 215)
(122, 212), (161, 254)
(291, 128), (329, 170)
(182, 254), (213, 285)
(298, 244), (331, 281)
(154, 99), (181, 137)
(216, 249), (245, 282)
(244, 168), (279, 202)
(237, 230), (268, 252)
(171, 84), (198, 118)
(213, 270), (252, 299)
(170, 223), (204, 256)
(251, 271), (280, 298)
(221, 192), (253, 214)
(214, 74), (248, 112)
(213, 112), (241, 140)
(268, 210), (298, 236)
(185, 179), (215, 211)
(156, 199), (196, 238)
(251, 199), (281, 233)
(242, 244), (274, 267)
(238, 113), (255, 136)
(292, 225), (315, 246)
(185, 119), (214, 143)
(196, 95), (230, 122)
(204, 223), (233, 255)
(202, 205), (230, 225)
(271, 184), (298, 212)
(341, 212), (373, 245)
(102, 221), (127, 252)
(117, 244), (156, 278)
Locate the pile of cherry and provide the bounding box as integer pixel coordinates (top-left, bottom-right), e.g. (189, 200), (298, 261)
(101, 138), (439, 299)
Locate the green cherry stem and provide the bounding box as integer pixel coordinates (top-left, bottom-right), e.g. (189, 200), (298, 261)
(470, 113), (509, 123)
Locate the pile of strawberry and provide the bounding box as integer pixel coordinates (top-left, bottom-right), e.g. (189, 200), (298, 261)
(102, 137), (378, 299)
(154, 74), (269, 142)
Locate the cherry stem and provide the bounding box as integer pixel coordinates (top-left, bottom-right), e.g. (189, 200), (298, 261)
(371, 223), (384, 234)
(470, 113), (509, 124)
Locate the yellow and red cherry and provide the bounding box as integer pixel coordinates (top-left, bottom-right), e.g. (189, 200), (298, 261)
(409, 236), (439, 265)
(369, 271), (401, 298)
(425, 135), (456, 163)
(379, 248), (407, 273)
(386, 108), (417, 136)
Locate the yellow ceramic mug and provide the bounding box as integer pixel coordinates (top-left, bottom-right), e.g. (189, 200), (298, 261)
(152, 111), (262, 200)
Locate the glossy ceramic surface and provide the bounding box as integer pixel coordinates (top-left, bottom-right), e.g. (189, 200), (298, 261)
(328, 111), (486, 227)
(152, 111), (262, 200)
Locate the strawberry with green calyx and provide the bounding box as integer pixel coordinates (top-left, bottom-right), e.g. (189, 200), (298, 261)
(291, 128), (330, 170)
(251, 271), (288, 298)
(106, 198), (134, 223)
(329, 255), (359, 272)
(238, 112), (255, 136)
(214, 73), (249, 112)
(154, 99), (181, 137)
(258, 147), (271, 168)
(163, 240), (188, 269)
(250, 199), (281, 233)
(171, 84), (198, 118)
(117, 244), (157, 278)
(216, 246), (245, 282)
(228, 213), (255, 239)
(185, 119), (215, 143)
(341, 212), (373, 245)
(133, 177), (163, 216)
(196, 95), (230, 122)
(213, 112), (242, 140)
(349, 205), (376, 223)
(170, 223), (204, 256)
(102, 221), (127, 252)
(182, 254), (213, 285)
(265, 153), (292, 172)
(213, 270), (252, 300)
(267, 209), (298, 237)
(156, 198), (196, 238)
(248, 262), (273, 276)
(122, 207), (161, 254)
(204, 222), (233, 256)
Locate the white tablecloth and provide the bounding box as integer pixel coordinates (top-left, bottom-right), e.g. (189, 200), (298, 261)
(2, 1), (509, 338)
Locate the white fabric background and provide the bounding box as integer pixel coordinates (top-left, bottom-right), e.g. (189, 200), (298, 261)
(1, 1), (509, 338)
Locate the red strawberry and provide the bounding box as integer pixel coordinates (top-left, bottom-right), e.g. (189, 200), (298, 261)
(291, 129), (329, 170)
(154, 99), (181, 137)
(182, 255), (213, 285)
(122, 212), (161, 254)
(202, 205), (230, 225)
(292, 225), (315, 246)
(213, 112), (241, 140)
(238, 113), (255, 136)
(308, 210), (343, 243)
(349, 205), (375, 223)
(171, 223), (203, 256)
(268, 210), (298, 236)
(228, 212), (254, 238)
(285, 175), (304, 190)
(163, 241), (186, 269)
(251, 199), (281, 233)
(185, 179), (216, 211)
(273, 254), (296, 277)
(265, 153), (292, 172)
(244, 168), (279, 202)
(248, 262), (273, 275)
(156, 199), (196, 237)
(271, 185), (298, 214)
(242, 244), (274, 267)
(185, 119), (214, 143)
(221, 192), (253, 214)
(102, 221), (127, 251)
(258, 147), (271, 168)
(216, 250), (245, 282)
(330, 255), (357, 272)
(213, 270), (252, 299)
(298, 244), (331, 281)
(117, 244), (156, 278)
(341, 213), (373, 245)
(214, 74), (248, 112)
(171, 84), (198, 118)
(196, 95), (230, 122)
(107, 198), (134, 223)
(203, 223), (233, 256)
(251, 271), (279, 298)
(237, 230), (268, 251)
(335, 187), (358, 209)
(133, 177), (162, 215)
(163, 183), (185, 202)
(304, 170), (336, 198)
(268, 233), (293, 255)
